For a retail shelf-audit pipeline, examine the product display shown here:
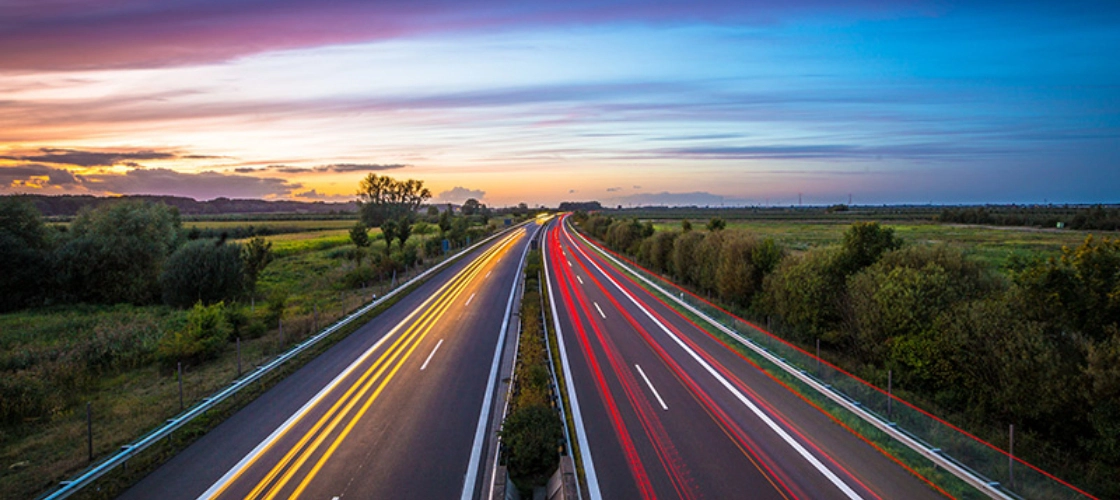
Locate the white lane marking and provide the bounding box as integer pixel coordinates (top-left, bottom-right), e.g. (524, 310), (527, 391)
(636, 364), (668, 411)
(420, 339), (444, 371)
(544, 230), (602, 500)
(593, 302), (606, 319)
(465, 293), (476, 306)
(576, 275), (584, 285)
(486, 271), (491, 278)
(461, 227), (537, 500)
(564, 222), (864, 500)
(567, 259), (572, 267)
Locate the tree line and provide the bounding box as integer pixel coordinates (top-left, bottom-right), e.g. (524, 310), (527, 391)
(574, 212), (1120, 496)
(1, 196), (274, 313)
(939, 204), (1120, 231)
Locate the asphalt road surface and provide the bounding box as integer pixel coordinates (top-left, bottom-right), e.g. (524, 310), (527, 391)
(545, 216), (948, 500)
(122, 224), (534, 500)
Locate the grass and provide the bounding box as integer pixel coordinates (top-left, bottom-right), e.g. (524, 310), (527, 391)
(0, 221), (451, 500)
(184, 219), (356, 231)
(653, 220), (1116, 270)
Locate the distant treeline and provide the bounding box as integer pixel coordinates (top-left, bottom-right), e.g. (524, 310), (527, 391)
(939, 205), (1120, 230)
(574, 212), (1120, 497)
(18, 194), (357, 218)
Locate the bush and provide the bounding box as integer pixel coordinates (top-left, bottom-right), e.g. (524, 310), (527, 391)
(0, 197), (52, 311)
(761, 247), (846, 342)
(156, 302), (231, 368)
(501, 404), (563, 491)
(55, 201), (182, 304)
(161, 239), (245, 308)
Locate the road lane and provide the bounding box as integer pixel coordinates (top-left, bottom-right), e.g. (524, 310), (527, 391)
(121, 225), (534, 500)
(547, 215), (947, 500)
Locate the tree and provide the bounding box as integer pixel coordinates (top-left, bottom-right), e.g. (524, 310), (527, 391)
(462, 198), (481, 216)
(241, 236), (274, 297)
(381, 218), (398, 254)
(55, 201), (181, 304)
(161, 239), (245, 308)
(837, 222), (901, 275)
(706, 217), (726, 231)
(438, 209), (452, 234)
(681, 219), (692, 232)
(356, 173), (431, 227)
(396, 217), (412, 251)
(426, 205), (440, 220)
(349, 222), (370, 265)
(0, 197), (51, 311)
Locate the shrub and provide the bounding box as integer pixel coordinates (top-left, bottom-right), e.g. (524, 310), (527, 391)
(501, 404), (563, 492)
(157, 302), (231, 368)
(161, 239), (245, 308)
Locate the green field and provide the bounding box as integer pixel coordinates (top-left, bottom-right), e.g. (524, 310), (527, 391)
(184, 219), (356, 231)
(653, 219), (1115, 269)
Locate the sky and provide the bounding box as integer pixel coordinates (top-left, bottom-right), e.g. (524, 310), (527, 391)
(1, 0), (1118, 206)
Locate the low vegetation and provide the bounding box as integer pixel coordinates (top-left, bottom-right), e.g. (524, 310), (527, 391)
(575, 211), (1120, 497)
(501, 250), (564, 493)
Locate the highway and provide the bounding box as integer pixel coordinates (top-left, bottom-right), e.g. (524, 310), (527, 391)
(545, 215), (948, 500)
(121, 224), (535, 500)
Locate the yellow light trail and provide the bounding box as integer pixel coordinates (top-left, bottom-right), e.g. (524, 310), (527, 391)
(210, 229), (524, 500)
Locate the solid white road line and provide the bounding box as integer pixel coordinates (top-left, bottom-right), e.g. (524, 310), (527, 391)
(465, 293), (476, 306)
(421, 339), (444, 371)
(593, 302), (606, 319)
(564, 222), (864, 500)
(577, 275), (584, 285)
(635, 364), (668, 411)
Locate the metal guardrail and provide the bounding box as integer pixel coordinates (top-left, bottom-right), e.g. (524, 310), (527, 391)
(568, 222), (1096, 500)
(41, 224), (526, 500)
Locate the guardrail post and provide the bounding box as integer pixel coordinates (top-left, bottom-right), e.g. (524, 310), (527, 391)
(887, 369), (893, 419)
(1009, 424), (1015, 489)
(86, 402), (93, 463)
(178, 362), (184, 410)
(816, 338), (821, 376)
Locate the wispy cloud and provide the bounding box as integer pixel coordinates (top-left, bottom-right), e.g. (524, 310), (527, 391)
(0, 148), (177, 167)
(1, 164), (299, 200)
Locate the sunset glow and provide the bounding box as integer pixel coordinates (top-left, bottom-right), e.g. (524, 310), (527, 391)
(2, 1), (1117, 205)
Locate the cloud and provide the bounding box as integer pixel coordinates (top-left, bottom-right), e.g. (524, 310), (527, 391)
(234, 163), (408, 174)
(0, 163), (79, 188)
(0, 0), (946, 71)
(0, 148), (177, 167)
(2, 162), (323, 199)
(606, 187), (621, 192)
(436, 186), (486, 203)
(294, 189), (354, 201)
(319, 163), (407, 172)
